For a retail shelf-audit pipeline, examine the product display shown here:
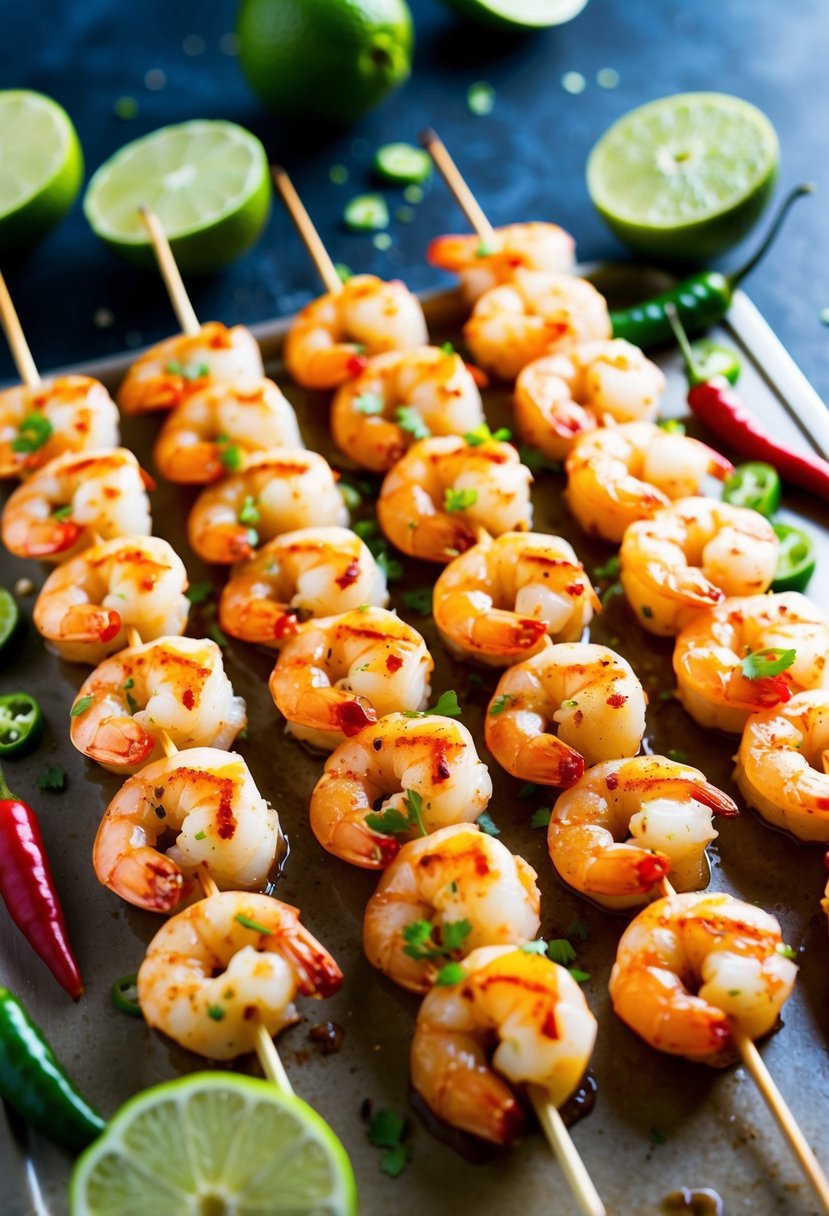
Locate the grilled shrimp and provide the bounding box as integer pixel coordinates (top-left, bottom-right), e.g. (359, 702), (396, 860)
(309, 714), (492, 869)
(411, 945), (597, 1145)
(0, 376), (119, 478)
(331, 346), (485, 473)
(153, 378), (304, 484)
(514, 339), (666, 461)
(485, 640), (647, 787)
(92, 747), (282, 913)
(70, 636), (246, 773)
(427, 222), (576, 303)
(464, 269), (611, 381)
(269, 607), (433, 751)
(137, 891), (342, 1059)
(432, 531), (599, 666)
(565, 422), (734, 544)
(548, 756), (739, 910)
(620, 497), (778, 636)
(34, 536), (189, 665)
(1, 448), (151, 561)
(116, 322), (264, 414)
(187, 449), (348, 564)
(735, 690), (829, 841)
(609, 891), (797, 1065)
(284, 275), (428, 390)
(377, 435), (533, 564)
(219, 526), (388, 648)
(363, 823), (541, 993)
(673, 592), (829, 733)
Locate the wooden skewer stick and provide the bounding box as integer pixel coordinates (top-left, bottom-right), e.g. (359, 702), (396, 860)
(138, 206), (201, 337)
(271, 166), (343, 296)
(0, 270), (41, 387)
(656, 876), (829, 1211)
(528, 1086), (606, 1216)
(418, 128), (496, 243)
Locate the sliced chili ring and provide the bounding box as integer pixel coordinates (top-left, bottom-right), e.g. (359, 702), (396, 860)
(772, 523), (816, 592)
(688, 339), (741, 385)
(722, 462), (781, 517)
(111, 973), (142, 1017)
(0, 692), (43, 757)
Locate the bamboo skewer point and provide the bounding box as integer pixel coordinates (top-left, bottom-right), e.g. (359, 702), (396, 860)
(271, 165), (343, 297)
(0, 270), (41, 387)
(138, 206), (201, 337)
(418, 129), (495, 242)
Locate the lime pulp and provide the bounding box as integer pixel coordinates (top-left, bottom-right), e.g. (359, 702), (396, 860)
(69, 1072), (357, 1216)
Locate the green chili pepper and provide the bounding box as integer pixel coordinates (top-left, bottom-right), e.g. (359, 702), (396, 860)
(688, 339), (742, 385)
(0, 987), (105, 1151)
(0, 588), (21, 653)
(610, 185), (812, 349)
(772, 524), (816, 592)
(343, 194), (389, 232)
(722, 462), (782, 516)
(111, 973), (142, 1017)
(0, 692), (43, 756)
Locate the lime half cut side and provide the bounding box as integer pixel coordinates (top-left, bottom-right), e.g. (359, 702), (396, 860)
(83, 120), (271, 274)
(439, 0), (588, 29)
(70, 1072), (357, 1216)
(587, 92), (779, 262)
(0, 90), (84, 255)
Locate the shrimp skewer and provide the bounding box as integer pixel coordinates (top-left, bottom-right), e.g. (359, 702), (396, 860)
(273, 167), (428, 388)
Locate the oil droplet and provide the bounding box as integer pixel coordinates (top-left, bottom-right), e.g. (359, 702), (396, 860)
(308, 1021), (344, 1055)
(662, 1188), (724, 1215)
(559, 1071), (598, 1128)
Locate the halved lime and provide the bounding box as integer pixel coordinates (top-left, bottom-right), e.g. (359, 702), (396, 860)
(587, 93), (779, 262)
(437, 0), (588, 30)
(0, 90), (83, 255)
(69, 1073), (357, 1216)
(83, 121), (271, 274)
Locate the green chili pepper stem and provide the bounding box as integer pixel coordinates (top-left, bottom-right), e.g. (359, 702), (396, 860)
(664, 303), (704, 384)
(0, 766), (16, 800)
(725, 183), (814, 291)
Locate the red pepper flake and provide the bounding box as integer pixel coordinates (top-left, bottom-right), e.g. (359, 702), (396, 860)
(335, 560), (361, 589)
(541, 1009), (559, 1039)
(182, 688), (195, 710)
(386, 654), (403, 673)
(606, 772), (619, 790)
(606, 692), (627, 708)
(565, 583), (584, 597)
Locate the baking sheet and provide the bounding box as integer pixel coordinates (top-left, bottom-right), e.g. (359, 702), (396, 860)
(1, 272), (829, 1216)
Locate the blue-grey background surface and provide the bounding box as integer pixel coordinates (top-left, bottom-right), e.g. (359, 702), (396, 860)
(2, 0), (829, 404)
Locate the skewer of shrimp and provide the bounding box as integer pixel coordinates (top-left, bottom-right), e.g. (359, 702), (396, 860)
(647, 873), (829, 1212)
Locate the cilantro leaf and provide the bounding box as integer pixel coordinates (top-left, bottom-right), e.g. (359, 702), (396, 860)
(444, 487), (478, 513)
(740, 648), (797, 679)
(381, 1143), (409, 1178)
(355, 392), (385, 416)
(566, 917), (590, 942)
(37, 765), (67, 792)
(568, 968), (590, 983)
(367, 1108), (410, 1176)
(237, 495), (260, 525)
(399, 587), (432, 616)
(70, 695), (95, 718)
(366, 790), (426, 838)
(520, 939), (549, 955)
(488, 693), (513, 716)
(428, 690), (461, 718)
(593, 555), (621, 580)
(464, 423), (512, 447)
(476, 810), (500, 836)
(11, 413), (53, 454)
(185, 581), (214, 606)
(547, 939), (578, 967)
(436, 961), (467, 986)
(530, 806), (552, 829)
(519, 445), (561, 474)
(395, 406), (430, 440)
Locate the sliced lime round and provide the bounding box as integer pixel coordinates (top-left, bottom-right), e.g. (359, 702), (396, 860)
(83, 121), (271, 274)
(587, 93), (779, 262)
(343, 194), (389, 231)
(0, 90), (83, 254)
(374, 143), (432, 185)
(70, 1072), (357, 1216)
(438, 0), (588, 30)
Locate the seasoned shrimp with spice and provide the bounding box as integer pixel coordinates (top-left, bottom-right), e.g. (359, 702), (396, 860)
(377, 435), (533, 564)
(734, 690), (829, 842)
(433, 531), (599, 666)
(363, 823), (541, 993)
(0, 376), (120, 479)
(219, 526), (388, 648)
(153, 378), (303, 484)
(464, 269), (611, 381)
(411, 945), (597, 1145)
(70, 636), (246, 773)
(1, 448), (152, 561)
(485, 640), (647, 787)
(427, 222), (576, 303)
(620, 498), (779, 636)
(137, 891), (342, 1059)
(284, 275), (428, 390)
(331, 346), (485, 473)
(187, 449), (348, 564)
(93, 747), (283, 913)
(309, 713), (492, 869)
(117, 322), (264, 414)
(609, 891), (797, 1065)
(673, 592), (829, 733)
(548, 756), (739, 911)
(565, 421), (734, 543)
(34, 535), (189, 665)
(269, 607), (433, 751)
(514, 339), (666, 461)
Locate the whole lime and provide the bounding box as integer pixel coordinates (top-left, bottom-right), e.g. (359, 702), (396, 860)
(237, 0), (414, 125)
(587, 93), (779, 263)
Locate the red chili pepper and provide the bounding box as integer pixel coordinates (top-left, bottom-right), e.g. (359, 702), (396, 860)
(0, 768), (83, 999)
(666, 304), (829, 503)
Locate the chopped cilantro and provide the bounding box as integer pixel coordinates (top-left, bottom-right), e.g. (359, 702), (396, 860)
(237, 495), (260, 525)
(11, 413), (53, 453)
(488, 693), (513, 716)
(207, 1004), (226, 1021)
(547, 939), (578, 967)
(219, 442), (243, 471)
(518, 445), (561, 474)
(208, 621), (229, 648)
(666, 748), (688, 763)
(402, 917), (472, 963)
(444, 486), (478, 513)
(366, 789), (427, 838)
(194, 830), (206, 840)
(593, 555), (621, 580)
(367, 1109), (410, 1178)
(36, 765), (66, 792)
(395, 406), (430, 440)
(776, 943), (797, 960)
(518, 782), (540, 800)
(740, 648), (797, 680)
(566, 917), (590, 942)
(355, 392), (385, 416)
(520, 939), (549, 955)
(165, 360), (209, 380)
(601, 582), (623, 607)
(399, 587), (432, 616)
(234, 913), (274, 935)
(657, 419), (686, 434)
(376, 549), (403, 582)
(436, 961), (467, 986)
(464, 423), (512, 447)
(530, 806), (552, 829)
(52, 504), (73, 521)
(70, 695), (95, 718)
(186, 581), (214, 606)
(568, 968), (590, 983)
